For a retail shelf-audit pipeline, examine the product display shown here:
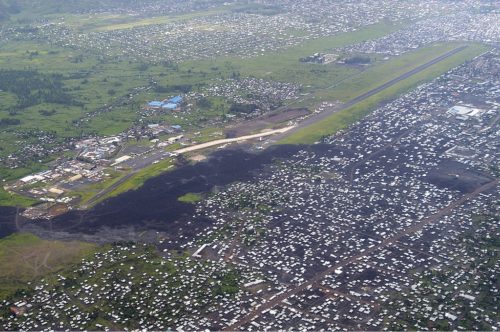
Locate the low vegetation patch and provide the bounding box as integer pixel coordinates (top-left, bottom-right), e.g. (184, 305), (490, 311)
(178, 192), (203, 204)
(0, 232), (97, 298)
(280, 43), (488, 144)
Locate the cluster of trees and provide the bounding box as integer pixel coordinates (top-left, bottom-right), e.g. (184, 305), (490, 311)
(0, 0), (20, 21)
(344, 55), (371, 65)
(38, 109), (57, 116)
(232, 3), (283, 16)
(213, 269), (240, 296)
(0, 118), (21, 126)
(0, 70), (81, 110)
(229, 103), (258, 114)
(154, 84), (192, 94)
(196, 97), (212, 109)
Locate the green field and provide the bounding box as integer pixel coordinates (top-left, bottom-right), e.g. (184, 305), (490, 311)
(280, 43), (490, 144)
(0, 166), (47, 207)
(178, 192), (203, 204)
(182, 21), (403, 88)
(75, 158), (177, 207)
(0, 20), (401, 164)
(0, 9), (489, 207)
(0, 19), (404, 144)
(0, 188), (38, 207)
(0, 232), (97, 298)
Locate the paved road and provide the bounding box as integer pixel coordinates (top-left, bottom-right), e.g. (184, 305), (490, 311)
(121, 126), (295, 171)
(86, 172), (136, 206)
(86, 46), (468, 206)
(86, 127), (296, 205)
(224, 178), (499, 330)
(272, 45), (468, 142)
(173, 126), (295, 154)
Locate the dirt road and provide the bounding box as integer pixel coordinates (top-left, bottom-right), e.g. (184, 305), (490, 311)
(225, 178), (498, 330)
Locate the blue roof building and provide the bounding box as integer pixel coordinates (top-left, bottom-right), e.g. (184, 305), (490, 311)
(168, 96), (183, 104)
(148, 96), (182, 110)
(162, 103), (178, 110)
(148, 101), (163, 107)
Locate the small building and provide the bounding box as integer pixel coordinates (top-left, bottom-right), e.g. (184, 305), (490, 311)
(68, 174), (83, 182)
(48, 187), (64, 195)
(111, 155), (132, 166)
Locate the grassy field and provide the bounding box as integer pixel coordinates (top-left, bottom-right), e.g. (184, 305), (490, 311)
(0, 188), (38, 207)
(0, 165), (48, 207)
(182, 21), (403, 89)
(109, 159), (175, 196)
(0, 20), (402, 156)
(178, 192), (203, 204)
(280, 43), (490, 144)
(0, 42), (149, 156)
(71, 171), (127, 205)
(77, 158), (177, 206)
(0, 232), (97, 298)
(3, 16), (478, 208)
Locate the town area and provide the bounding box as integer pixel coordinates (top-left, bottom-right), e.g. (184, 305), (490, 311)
(1, 45), (498, 331)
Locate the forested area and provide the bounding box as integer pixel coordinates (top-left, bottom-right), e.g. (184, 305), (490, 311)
(0, 70), (80, 110)
(0, 0), (20, 21)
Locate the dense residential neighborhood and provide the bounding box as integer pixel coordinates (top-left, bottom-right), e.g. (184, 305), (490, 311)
(2, 45), (498, 331)
(0, 0), (498, 331)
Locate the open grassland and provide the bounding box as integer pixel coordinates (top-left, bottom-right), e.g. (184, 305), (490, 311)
(0, 42), (150, 139)
(312, 42), (474, 102)
(71, 170), (126, 205)
(178, 192), (203, 204)
(0, 232), (97, 298)
(280, 43), (490, 144)
(0, 21), (403, 149)
(182, 21), (403, 88)
(0, 188), (38, 207)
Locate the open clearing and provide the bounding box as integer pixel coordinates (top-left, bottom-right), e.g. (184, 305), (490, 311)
(182, 21), (403, 88)
(178, 193), (203, 204)
(0, 233), (97, 298)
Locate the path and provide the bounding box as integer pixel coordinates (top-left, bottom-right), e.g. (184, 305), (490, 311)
(224, 178), (498, 330)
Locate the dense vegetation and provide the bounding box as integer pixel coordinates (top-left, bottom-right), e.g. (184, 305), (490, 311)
(229, 103), (258, 114)
(0, 70), (80, 110)
(344, 55), (372, 64)
(154, 84), (192, 94)
(0, 0), (20, 21)
(232, 4), (284, 16)
(6, 0), (229, 16)
(0, 118), (21, 126)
